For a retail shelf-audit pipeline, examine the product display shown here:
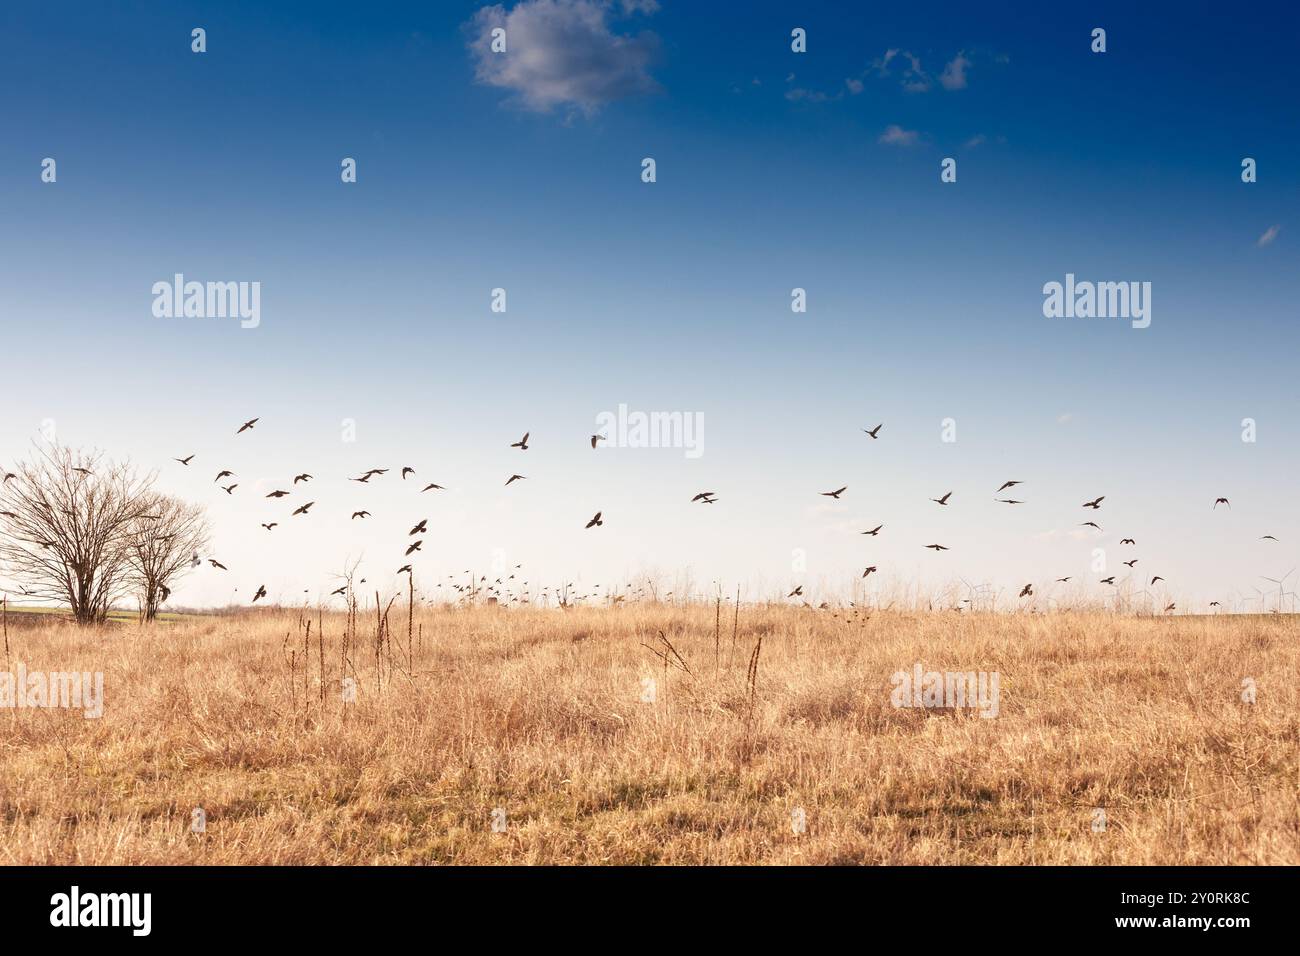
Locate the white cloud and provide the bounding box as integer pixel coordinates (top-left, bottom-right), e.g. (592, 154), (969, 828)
(940, 52), (970, 90)
(1257, 224), (1281, 247)
(467, 0), (659, 115)
(878, 124), (920, 147)
(845, 77), (864, 95)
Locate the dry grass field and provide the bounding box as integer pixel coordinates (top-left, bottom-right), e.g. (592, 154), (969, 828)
(0, 603), (1296, 865)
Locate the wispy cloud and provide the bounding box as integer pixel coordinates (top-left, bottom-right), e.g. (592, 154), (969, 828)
(878, 124), (920, 147)
(1257, 224), (1281, 247)
(466, 0), (660, 116)
(940, 52), (971, 90)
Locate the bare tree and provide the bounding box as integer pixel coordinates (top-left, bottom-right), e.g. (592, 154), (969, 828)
(125, 493), (210, 621)
(0, 445), (155, 624)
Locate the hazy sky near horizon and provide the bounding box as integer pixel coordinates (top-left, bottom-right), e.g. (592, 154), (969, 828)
(1, 1), (1297, 609)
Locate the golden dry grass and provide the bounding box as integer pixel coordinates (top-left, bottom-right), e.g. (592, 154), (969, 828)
(0, 604), (1296, 864)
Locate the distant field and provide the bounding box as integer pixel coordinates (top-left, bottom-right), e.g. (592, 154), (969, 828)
(1, 604), (199, 625)
(0, 604), (1295, 864)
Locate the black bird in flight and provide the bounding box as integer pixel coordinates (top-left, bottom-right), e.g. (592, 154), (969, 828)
(1120, 538), (1135, 545)
(351, 511), (370, 520)
(862, 566), (877, 578)
(1100, 576), (1116, 585)
(1151, 576), (1164, 585)
(1082, 496), (1105, 509)
(590, 434), (604, 449)
(208, 559), (227, 570)
(1019, 584), (1033, 598)
(397, 565), (412, 574)
(174, 455), (194, 466)
(1055, 577), (1072, 583)
(861, 525), (882, 536)
(1209, 601), (1221, 607)
(405, 540), (423, 556)
(72, 467), (93, 476)
(787, 585), (803, 598)
(266, 490), (290, 498)
(1080, 521), (1101, 530)
(294, 473), (312, 484)
(821, 486), (847, 499)
(1213, 497), (1230, 509)
(1164, 603), (1176, 613)
(1261, 535), (1278, 541)
(862, 424), (882, 439)
(691, 492), (716, 502)
(261, 523), (277, 531)
(252, 584), (267, 602)
(1124, 559), (1138, 567)
(401, 467), (416, 480)
(331, 587), (347, 596)
(409, 519), (427, 535)
(237, 418), (259, 434)
(292, 501), (315, 516)
(931, 492), (952, 506)
(421, 483), (445, 492)
(221, 484), (238, 494)
(2, 473), (15, 482)
(505, 474), (526, 486)
(996, 499), (1024, 505)
(585, 511), (603, 529)
(214, 470), (234, 482)
(511, 432), (530, 450)
(996, 480), (1022, 493)
(925, 544), (949, 551)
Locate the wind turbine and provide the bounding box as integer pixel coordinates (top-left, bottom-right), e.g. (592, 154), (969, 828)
(1260, 568), (1296, 614)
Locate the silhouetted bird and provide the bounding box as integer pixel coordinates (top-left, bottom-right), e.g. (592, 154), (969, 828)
(1055, 577), (1071, 583)
(787, 586), (803, 598)
(862, 566), (877, 578)
(931, 492), (952, 505)
(996, 480), (1022, 493)
(511, 432), (530, 450)
(691, 492), (715, 502)
(294, 473), (312, 484)
(1120, 538), (1135, 545)
(1080, 521), (1101, 530)
(1124, 559), (1138, 567)
(996, 499), (1024, 505)
(214, 470), (234, 482)
(174, 455), (194, 466)
(505, 474), (526, 486)
(421, 483), (445, 492)
(585, 511), (603, 529)
(861, 525), (882, 536)
(237, 418), (259, 434)
(208, 559), (227, 570)
(590, 434), (604, 449)
(1019, 584), (1033, 597)
(252, 584), (267, 602)
(1100, 577), (1116, 585)
(292, 501), (314, 516)
(352, 511), (370, 520)
(266, 490), (290, 498)
(405, 540), (423, 556)
(1213, 497), (1230, 509)
(1151, 576), (1164, 585)
(925, 544), (949, 551)
(261, 523), (277, 531)
(862, 424), (882, 439)
(1082, 496), (1105, 509)
(409, 519), (427, 535)
(401, 467), (415, 480)
(821, 486), (847, 499)
(222, 484), (237, 494)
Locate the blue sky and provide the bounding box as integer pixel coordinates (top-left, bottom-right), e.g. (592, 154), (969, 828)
(1, 1), (1296, 609)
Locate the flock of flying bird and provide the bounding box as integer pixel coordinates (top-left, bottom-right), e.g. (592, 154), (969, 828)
(156, 418), (1285, 612)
